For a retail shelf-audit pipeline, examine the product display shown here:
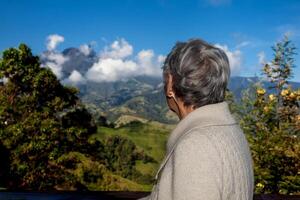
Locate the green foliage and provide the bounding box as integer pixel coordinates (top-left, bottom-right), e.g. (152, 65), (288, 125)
(225, 89), (242, 119)
(239, 37), (300, 194)
(0, 44), (101, 190)
(263, 35), (296, 91)
(103, 135), (155, 184)
(55, 151), (143, 191)
(93, 122), (171, 189)
(0, 44), (160, 191)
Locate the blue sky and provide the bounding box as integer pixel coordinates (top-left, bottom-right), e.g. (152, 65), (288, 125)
(1, 0), (300, 82)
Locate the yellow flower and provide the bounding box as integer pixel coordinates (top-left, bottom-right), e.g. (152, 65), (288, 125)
(296, 91), (300, 100)
(263, 106), (269, 113)
(256, 183), (264, 188)
(281, 89), (289, 96)
(257, 88), (266, 95)
(269, 94), (276, 101)
(289, 92), (296, 99)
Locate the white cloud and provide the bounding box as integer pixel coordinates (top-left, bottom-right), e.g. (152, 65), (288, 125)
(85, 39), (163, 82)
(63, 70), (86, 85)
(79, 44), (92, 56)
(157, 55), (166, 64)
(41, 51), (69, 79)
(86, 58), (138, 82)
(42, 37), (163, 83)
(46, 34), (64, 51)
(137, 50), (165, 76)
(215, 44), (242, 75)
(257, 51), (266, 65)
(42, 34), (68, 79)
(101, 38), (133, 59)
(138, 50), (155, 75)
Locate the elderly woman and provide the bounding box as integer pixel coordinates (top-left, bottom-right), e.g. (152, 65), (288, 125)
(141, 39), (254, 200)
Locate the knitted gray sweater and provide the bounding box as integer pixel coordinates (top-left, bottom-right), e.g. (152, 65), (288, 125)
(141, 102), (254, 200)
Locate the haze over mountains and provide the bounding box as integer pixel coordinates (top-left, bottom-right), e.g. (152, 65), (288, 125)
(40, 45), (300, 124)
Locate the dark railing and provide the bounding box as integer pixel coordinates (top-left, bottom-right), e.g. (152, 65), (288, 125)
(0, 191), (300, 200)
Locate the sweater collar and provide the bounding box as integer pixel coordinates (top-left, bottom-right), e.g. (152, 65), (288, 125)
(166, 101), (237, 154)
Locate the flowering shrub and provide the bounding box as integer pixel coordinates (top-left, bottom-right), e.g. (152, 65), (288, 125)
(239, 36), (300, 194)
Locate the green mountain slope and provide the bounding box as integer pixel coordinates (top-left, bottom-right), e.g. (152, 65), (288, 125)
(91, 121), (174, 190)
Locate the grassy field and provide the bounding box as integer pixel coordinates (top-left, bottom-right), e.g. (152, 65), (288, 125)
(91, 121), (174, 190)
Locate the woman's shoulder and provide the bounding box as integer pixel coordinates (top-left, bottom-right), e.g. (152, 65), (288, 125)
(176, 124), (245, 154)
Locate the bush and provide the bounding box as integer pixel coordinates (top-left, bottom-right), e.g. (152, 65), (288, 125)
(239, 36), (300, 194)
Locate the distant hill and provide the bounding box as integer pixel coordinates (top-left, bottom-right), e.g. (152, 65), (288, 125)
(77, 76), (176, 124)
(77, 75), (300, 124)
(40, 46), (300, 124)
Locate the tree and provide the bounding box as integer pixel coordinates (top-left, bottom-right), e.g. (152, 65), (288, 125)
(263, 35), (296, 93)
(104, 135), (155, 184)
(263, 35), (297, 123)
(240, 37), (300, 194)
(0, 44), (100, 190)
(0, 44), (156, 191)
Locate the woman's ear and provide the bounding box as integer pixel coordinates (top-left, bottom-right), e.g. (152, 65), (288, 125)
(166, 74), (175, 98)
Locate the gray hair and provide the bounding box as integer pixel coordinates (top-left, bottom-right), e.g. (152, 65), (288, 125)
(162, 39), (230, 108)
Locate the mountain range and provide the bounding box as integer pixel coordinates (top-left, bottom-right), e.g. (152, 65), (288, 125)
(41, 47), (300, 125)
(77, 75), (300, 124)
